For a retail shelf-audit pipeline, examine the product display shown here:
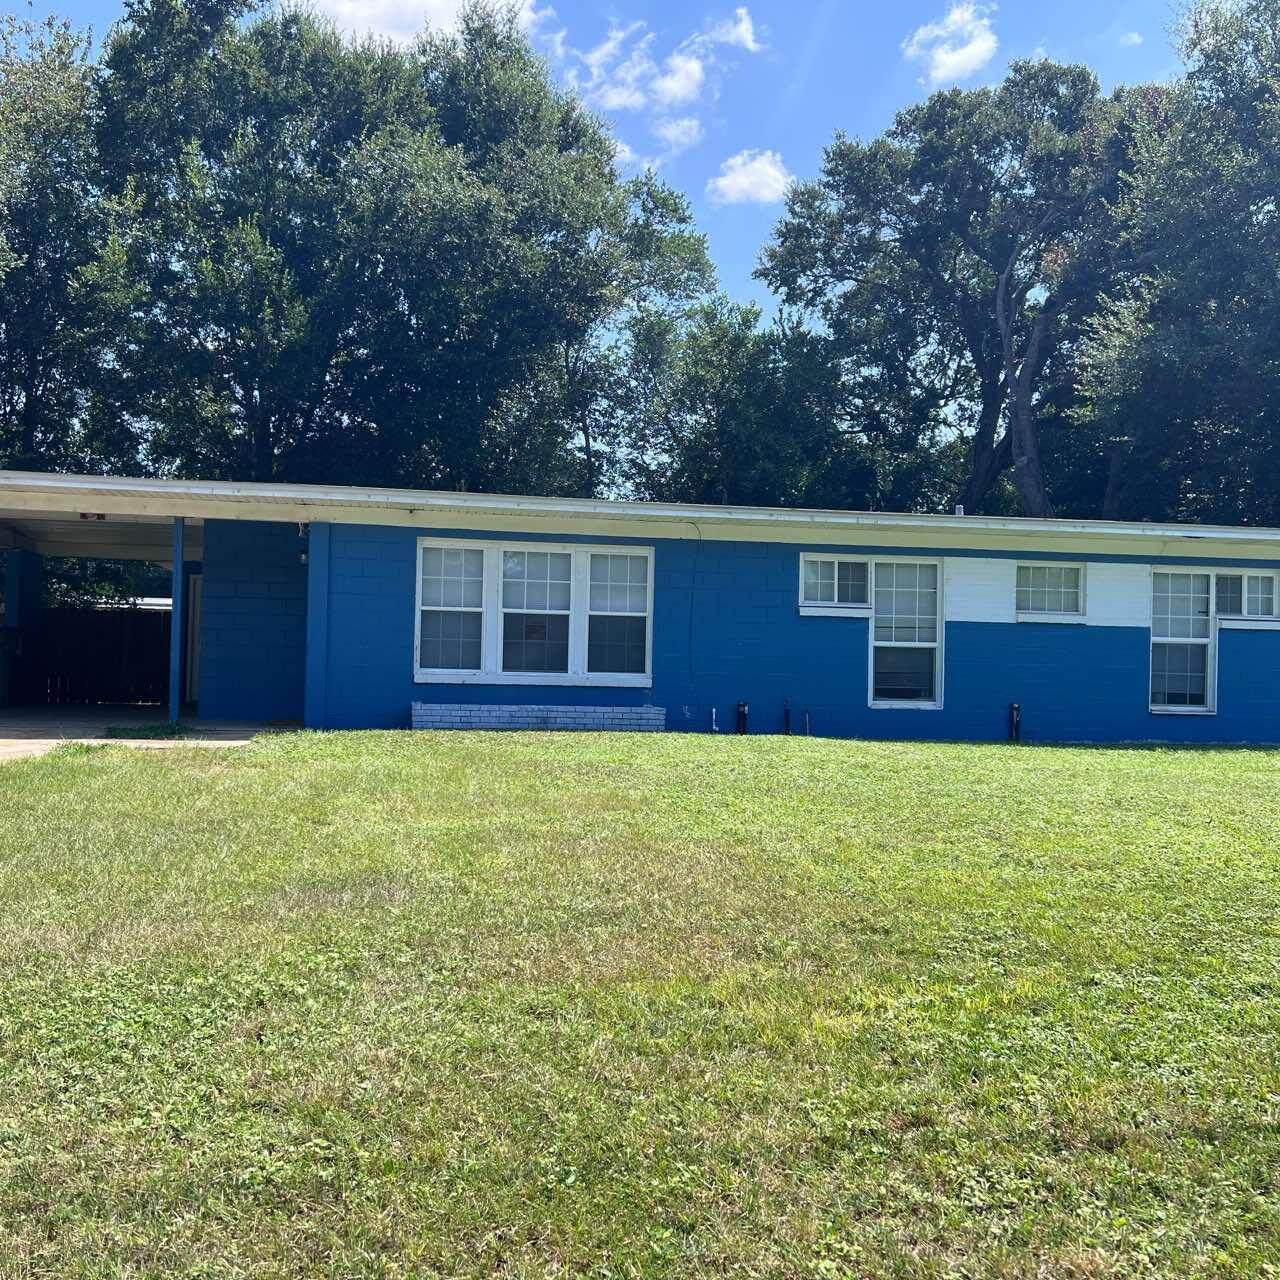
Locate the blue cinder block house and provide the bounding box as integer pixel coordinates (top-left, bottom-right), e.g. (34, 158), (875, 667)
(3, 469), (1280, 744)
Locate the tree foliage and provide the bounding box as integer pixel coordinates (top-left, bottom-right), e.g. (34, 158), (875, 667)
(2, 0), (1280, 527)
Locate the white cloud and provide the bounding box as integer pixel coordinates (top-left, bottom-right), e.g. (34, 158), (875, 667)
(709, 6), (763, 53)
(1119, 31), (1143, 47)
(902, 3), (998, 86)
(652, 115), (704, 154)
(652, 51), (705, 106)
(560, 8), (762, 116)
(706, 148), (792, 205)
(314, 0), (544, 43)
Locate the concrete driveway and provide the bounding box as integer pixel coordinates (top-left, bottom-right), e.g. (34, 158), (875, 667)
(0, 706), (288, 762)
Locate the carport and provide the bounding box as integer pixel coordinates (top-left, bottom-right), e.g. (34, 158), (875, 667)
(0, 483), (205, 722)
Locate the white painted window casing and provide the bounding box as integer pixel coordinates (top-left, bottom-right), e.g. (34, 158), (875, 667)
(869, 559), (943, 709)
(415, 538), (654, 687)
(1015, 563), (1085, 619)
(799, 553), (870, 616)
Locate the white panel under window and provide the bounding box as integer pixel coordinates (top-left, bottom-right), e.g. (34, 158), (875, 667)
(943, 558), (1016, 624)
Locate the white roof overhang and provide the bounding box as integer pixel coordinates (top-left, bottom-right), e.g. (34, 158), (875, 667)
(2, 470), (1280, 564)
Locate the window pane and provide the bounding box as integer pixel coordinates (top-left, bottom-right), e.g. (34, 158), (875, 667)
(1152, 572), (1210, 639)
(1151, 642), (1208, 707)
(422, 547), (483, 609)
(502, 613), (569, 673)
(420, 610), (482, 670)
(503, 551), (572, 612)
(803, 558), (834, 604)
(1017, 564), (1081, 613)
(587, 615), (647, 674)
(1216, 575), (1243, 616)
(589, 554), (649, 614)
(874, 562), (938, 642)
(873, 647), (935, 702)
(1247, 575), (1275, 617)
(836, 561), (868, 604)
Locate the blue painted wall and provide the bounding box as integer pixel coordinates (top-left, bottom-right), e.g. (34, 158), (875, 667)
(198, 519), (307, 721)
(299, 521), (1280, 743)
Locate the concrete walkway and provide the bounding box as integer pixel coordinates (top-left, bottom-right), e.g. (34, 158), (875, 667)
(0, 706), (290, 762)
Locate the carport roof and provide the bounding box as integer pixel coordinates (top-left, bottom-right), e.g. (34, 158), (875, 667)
(3, 469), (1280, 563)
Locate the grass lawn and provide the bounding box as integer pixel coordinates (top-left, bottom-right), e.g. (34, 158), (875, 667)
(1, 732), (1279, 1278)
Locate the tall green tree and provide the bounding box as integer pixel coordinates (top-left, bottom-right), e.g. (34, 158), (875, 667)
(0, 15), (138, 473)
(94, 0), (707, 492)
(623, 297), (958, 510)
(1077, 0), (1280, 524)
(760, 60), (1136, 517)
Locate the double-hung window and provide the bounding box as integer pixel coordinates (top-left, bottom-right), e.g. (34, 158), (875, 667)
(1016, 563), (1084, 617)
(419, 546), (485, 672)
(871, 561), (940, 706)
(588, 554), (650, 674)
(1150, 571), (1213, 711)
(415, 539), (653, 686)
(799, 554), (870, 615)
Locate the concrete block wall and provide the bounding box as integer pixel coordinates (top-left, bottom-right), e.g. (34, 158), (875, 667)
(411, 702), (666, 731)
(199, 519), (307, 721)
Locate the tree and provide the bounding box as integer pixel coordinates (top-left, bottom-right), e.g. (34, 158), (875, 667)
(760, 60), (1135, 516)
(622, 297), (958, 510)
(93, 0), (707, 493)
(1076, 0), (1280, 524)
(0, 15), (139, 474)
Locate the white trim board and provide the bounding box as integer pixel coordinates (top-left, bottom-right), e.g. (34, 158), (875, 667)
(6, 469), (1280, 562)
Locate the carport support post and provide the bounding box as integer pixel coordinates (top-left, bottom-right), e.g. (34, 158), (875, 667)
(168, 518), (185, 723)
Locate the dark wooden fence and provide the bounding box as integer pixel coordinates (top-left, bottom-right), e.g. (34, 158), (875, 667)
(8, 607), (169, 706)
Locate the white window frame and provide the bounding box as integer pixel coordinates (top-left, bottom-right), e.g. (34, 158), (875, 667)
(798, 553), (872, 617)
(1014, 561), (1087, 623)
(868, 557), (944, 711)
(1149, 566), (1218, 716)
(414, 538), (654, 687)
(1214, 569), (1280, 625)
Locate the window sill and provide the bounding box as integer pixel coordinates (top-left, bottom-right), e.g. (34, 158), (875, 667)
(799, 604), (871, 618)
(870, 700), (942, 711)
(1149, 705), (1216, 716)
(415, 670), (652, 689)
(1016, 612), (1086, 624)
(1219, 618), (1280, 630)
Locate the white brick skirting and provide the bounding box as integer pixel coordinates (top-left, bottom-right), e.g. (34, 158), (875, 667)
(411, 702), (666, 732)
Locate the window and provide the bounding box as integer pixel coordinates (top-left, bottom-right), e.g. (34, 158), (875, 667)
(502, 551), (571, 673)
(588, 554), (649, 675)
(871, 561), (940, 705)
(1151, 571), (1212, 711)
(419, 547), (484, 671)
(415, 539), (653, 686)
(799, 554), (869, 614)
(1016, 563), (1084, 616)
(1217, 571), (1276, 618)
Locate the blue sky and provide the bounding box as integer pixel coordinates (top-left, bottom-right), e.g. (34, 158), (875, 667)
(40, 0), (1183, 306)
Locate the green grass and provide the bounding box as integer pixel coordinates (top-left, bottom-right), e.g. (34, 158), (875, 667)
(1, 732), (1279, 1278)
(101, 721), (195, 739)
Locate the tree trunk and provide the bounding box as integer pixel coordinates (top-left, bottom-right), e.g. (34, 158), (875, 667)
(250, 382), (273, 482)
(1101, 441), (1126, 519)
(994, 269), (1054, 517)
(959, 375), (1010, 511)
